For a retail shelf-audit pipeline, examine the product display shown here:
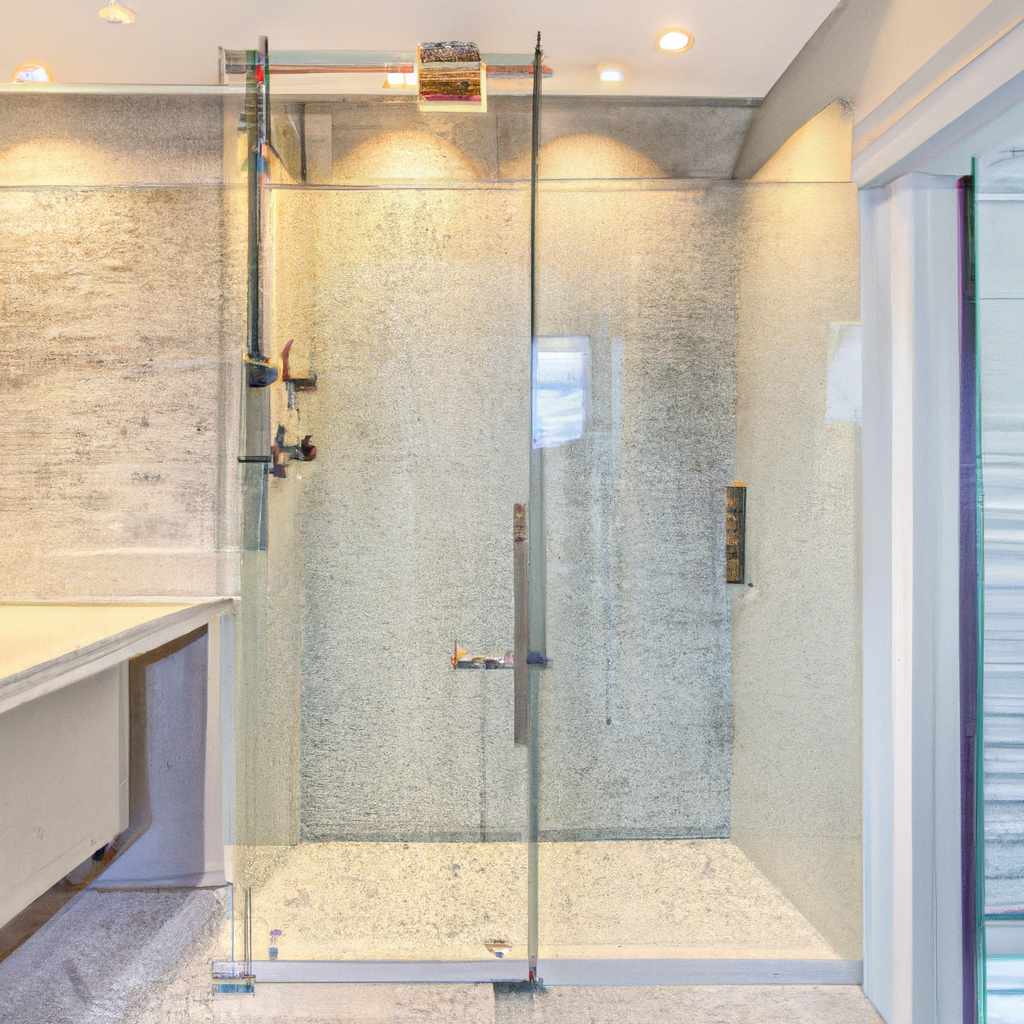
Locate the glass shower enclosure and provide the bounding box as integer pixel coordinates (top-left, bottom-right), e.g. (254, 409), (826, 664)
(973, 145), (1024, 1024)
(225, 41), (864, 983)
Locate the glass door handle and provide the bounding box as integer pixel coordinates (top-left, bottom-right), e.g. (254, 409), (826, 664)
(513, 503), (529, 746)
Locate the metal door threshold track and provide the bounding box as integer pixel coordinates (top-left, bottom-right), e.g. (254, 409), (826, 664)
(213, 958), (864, 985)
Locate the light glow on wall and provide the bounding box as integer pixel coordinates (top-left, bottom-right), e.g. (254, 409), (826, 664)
(598, 65), (625, 83)
(332, 130), (483, 182)
(508, 133), (665, 180)
(0, 139), (114, 185)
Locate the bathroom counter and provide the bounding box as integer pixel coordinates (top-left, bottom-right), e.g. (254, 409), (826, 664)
(0, 598), (235, 929)
(0, 600), (234, 713)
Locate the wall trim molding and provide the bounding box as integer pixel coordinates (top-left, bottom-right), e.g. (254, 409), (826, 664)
(853, 18), (1024, 187)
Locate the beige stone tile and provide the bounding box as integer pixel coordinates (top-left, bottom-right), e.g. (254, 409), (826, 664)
(238, 842), (529, 962)
(214, 984), (496, 1024)
(538, 840), (836, 958)
(236, 839), (835, 962)
(493, 985), (883, 1024)
(0, 95), (224, 186)
(0, 184), (242, 599)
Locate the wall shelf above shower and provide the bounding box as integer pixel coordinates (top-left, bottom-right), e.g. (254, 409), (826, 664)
(221, 50), (552, 79)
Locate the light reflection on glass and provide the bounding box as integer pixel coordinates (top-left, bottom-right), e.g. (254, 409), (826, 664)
(533, 336), (590, 449)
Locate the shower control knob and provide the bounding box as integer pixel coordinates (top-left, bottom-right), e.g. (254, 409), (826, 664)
(271, 427), (317, 478)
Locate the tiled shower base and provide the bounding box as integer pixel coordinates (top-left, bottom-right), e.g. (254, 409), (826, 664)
(233, 839), (840, 962)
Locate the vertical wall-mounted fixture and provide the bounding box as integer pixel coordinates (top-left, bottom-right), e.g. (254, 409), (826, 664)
(526, 33), (544, 987)
(958, 172), (980, 1024)
(238, 39), (273, 554)
(247, 36), (270, 368)
(513, 504), (529, 746)
(726, 482), (746, 583)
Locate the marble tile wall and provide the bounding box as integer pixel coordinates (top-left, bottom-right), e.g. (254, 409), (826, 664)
(0, 94), (244, 599)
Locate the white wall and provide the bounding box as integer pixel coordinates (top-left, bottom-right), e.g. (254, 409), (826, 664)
(735, 0), (1024, 182)
(860, 173), (962, 1024)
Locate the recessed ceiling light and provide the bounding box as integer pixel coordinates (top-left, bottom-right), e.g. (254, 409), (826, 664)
(383, 71), (416, 89)
(598, 64), (625, 83)
(99, 1), (136, 24)
(657, 28), (694, 53)
(10, 62), (51, 83)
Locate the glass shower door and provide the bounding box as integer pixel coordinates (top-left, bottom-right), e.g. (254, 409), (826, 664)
(974, 146), (1024, 1023)
(232, 84), (536, 969)
(229, 49), (865, 978)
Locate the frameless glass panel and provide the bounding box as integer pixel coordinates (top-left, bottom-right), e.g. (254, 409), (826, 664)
(976, 150), (1024, 921)
(985, 956), (1024, 1024)
(231, 72), (862, 974)
(533, 174), (862, 963)
(974, 142), (1024, 1018)
(232, 93), (534, 964)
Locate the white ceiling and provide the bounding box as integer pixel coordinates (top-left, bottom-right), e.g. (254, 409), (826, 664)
(4, 0), (840, 96)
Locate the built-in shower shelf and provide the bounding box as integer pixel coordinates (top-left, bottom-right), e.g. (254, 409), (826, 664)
(454, 661), (514, 670)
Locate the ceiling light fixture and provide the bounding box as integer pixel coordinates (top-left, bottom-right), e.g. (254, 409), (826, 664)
(99, 1), (135, 24)
(383, 71), (417, 89)
(656, 28), (694, 53)
(598, 64), (625, 83)
(10, 62), (51, 83)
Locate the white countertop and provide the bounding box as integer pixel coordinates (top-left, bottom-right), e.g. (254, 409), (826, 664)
(0, 603), (196, 681)
(0, 600), (234, 713)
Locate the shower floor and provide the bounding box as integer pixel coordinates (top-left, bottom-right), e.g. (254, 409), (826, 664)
(234, 840), (838, 962)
